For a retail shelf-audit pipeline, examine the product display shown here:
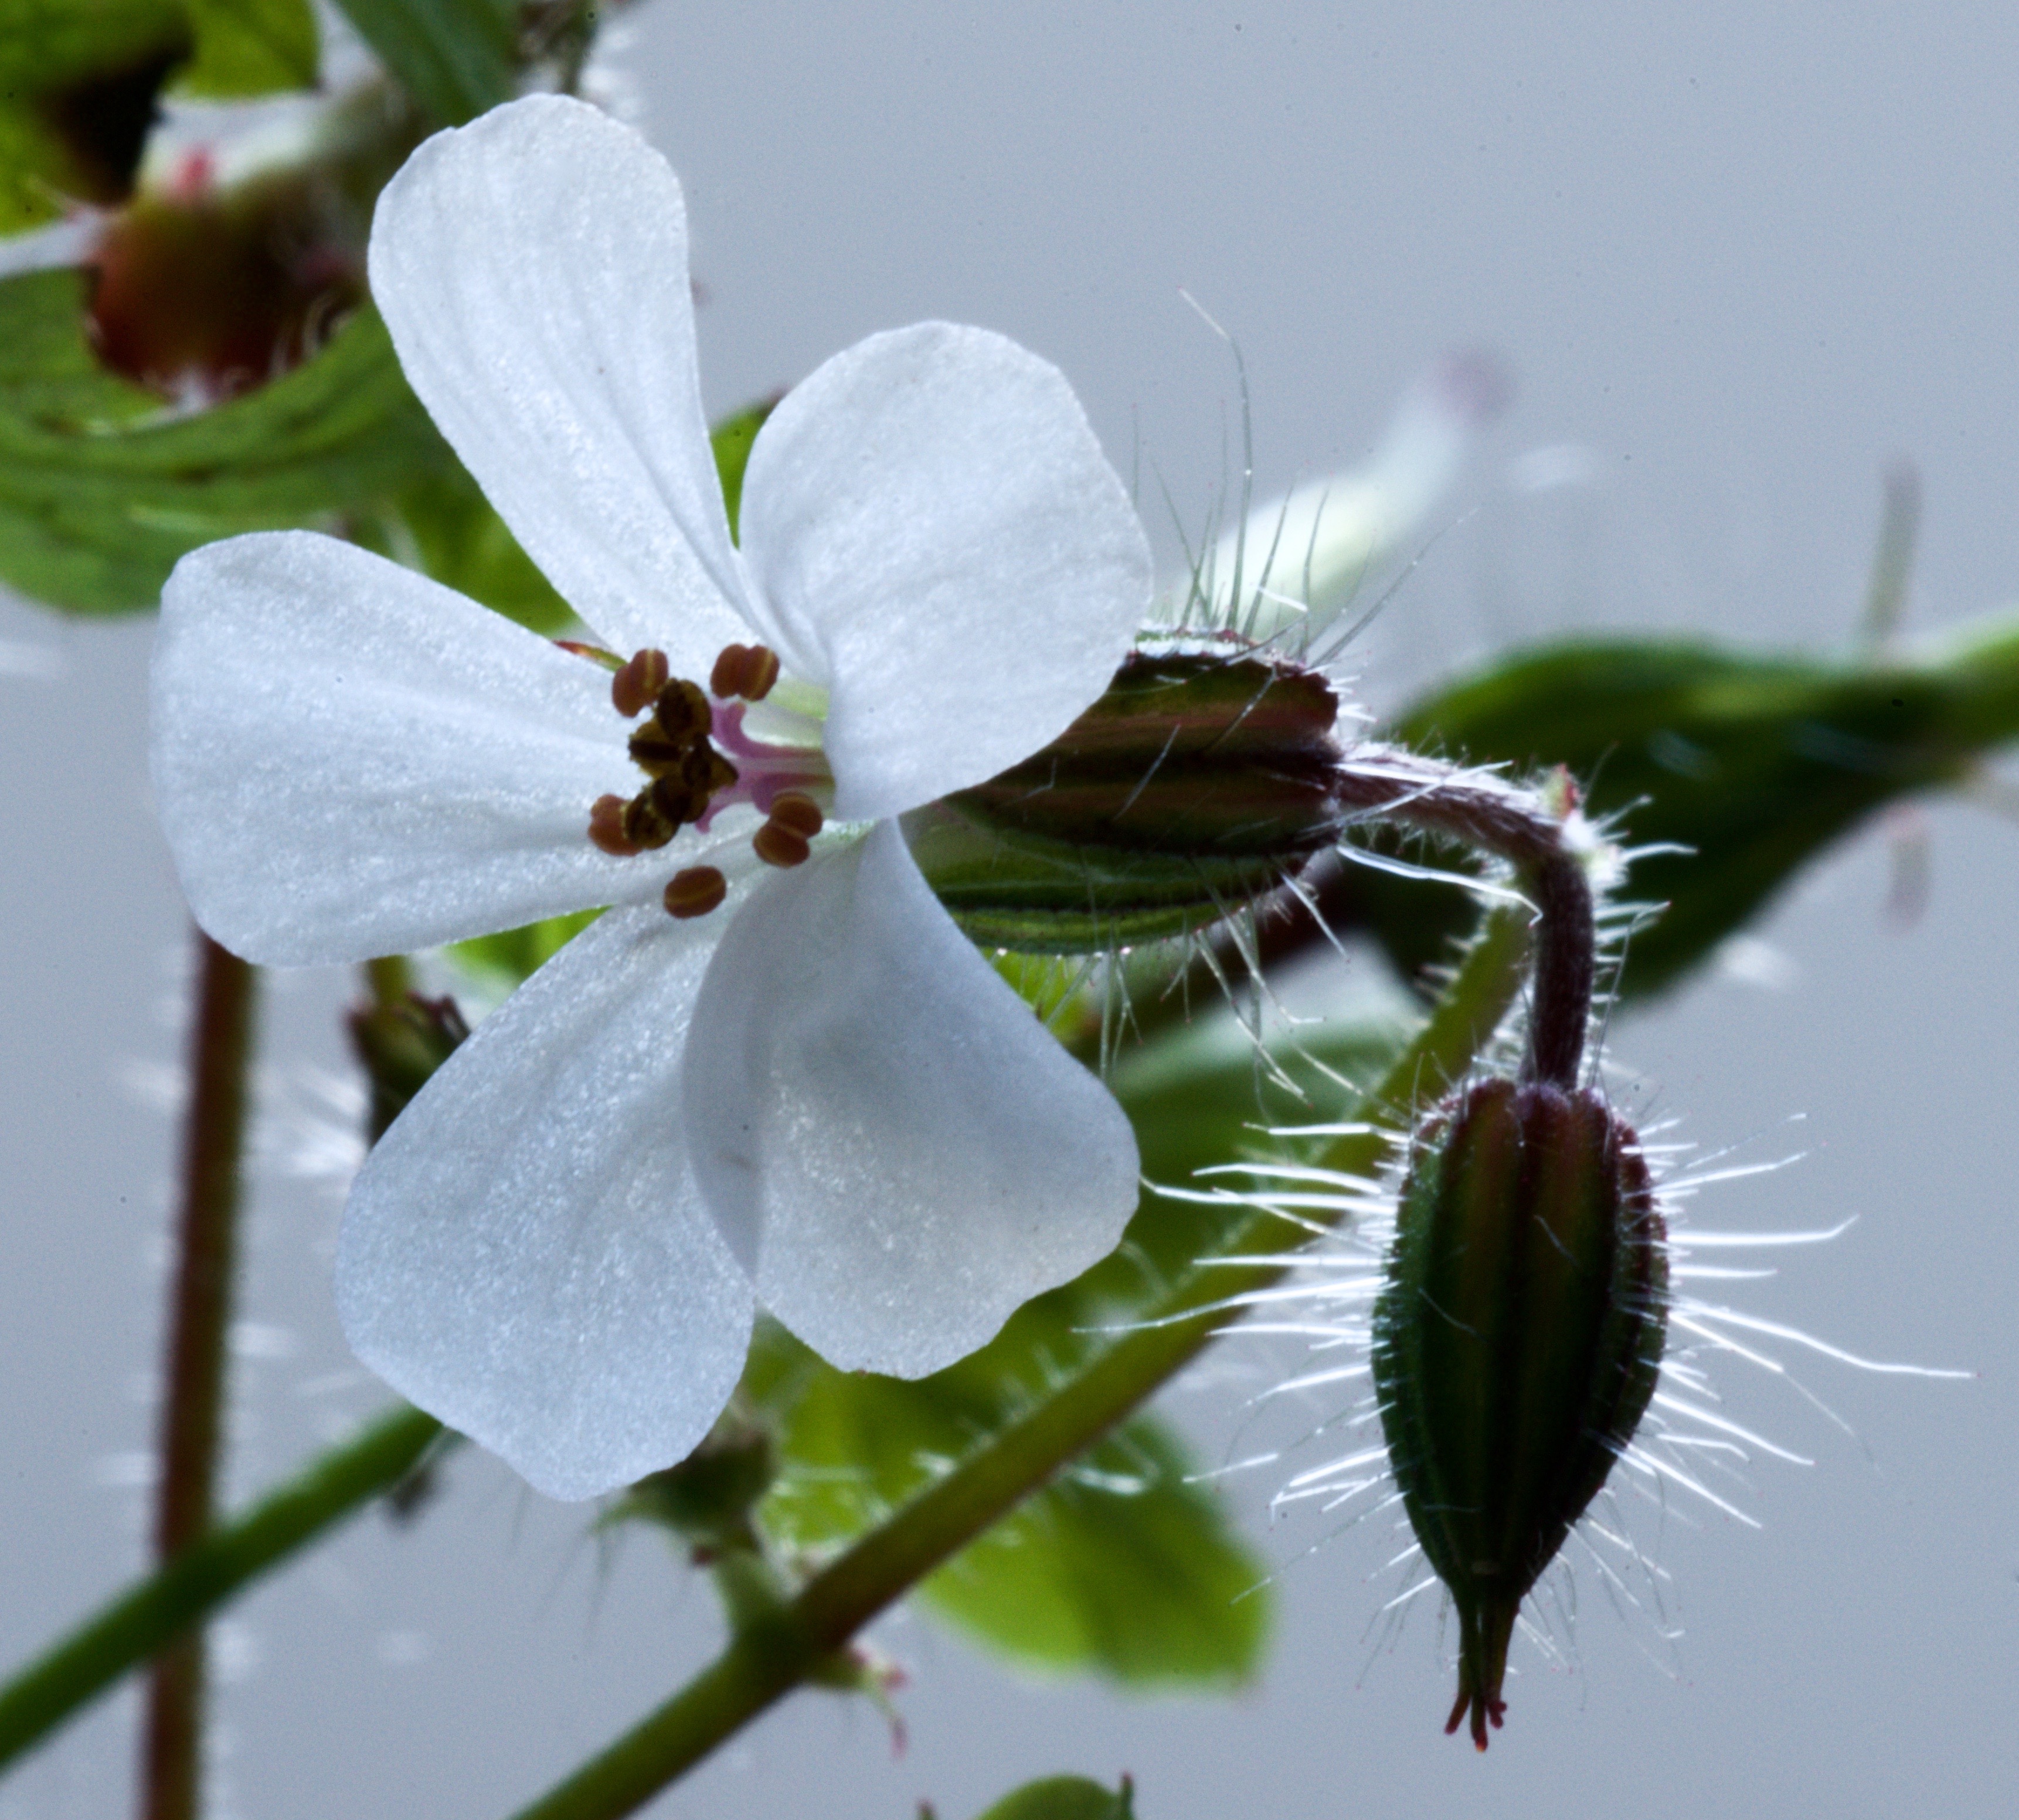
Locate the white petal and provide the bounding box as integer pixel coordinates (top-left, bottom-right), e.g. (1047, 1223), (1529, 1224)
(682, 821), (1139, 1376)
(152, 531), (661, 966)
(738, 323), (1151, 820)
(337, 902), (756, 1501)
(369, 95), (752, 667)
(1201, 352), (1509, 643)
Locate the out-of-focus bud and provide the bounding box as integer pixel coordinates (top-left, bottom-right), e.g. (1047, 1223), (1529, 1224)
(909, 641), (1347, 950)
(80, 84), (420, 401)
(1371, 1075), (1668, 1749)
(346, 991), (469, 1145)
(618, 1402), (779, 1561)
(1193, 352), (1511, 646)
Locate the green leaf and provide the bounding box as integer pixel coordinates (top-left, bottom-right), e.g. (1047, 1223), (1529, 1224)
(968, 1774), (1136, 1820)
(1357, 620), (2019, 1000)
(174, 0), (317, 96)
(331, 0), (515, 125)
(0, 1), (192, 226)
(0, 269), (446, 612)
(754, 1332), (1266, 1689)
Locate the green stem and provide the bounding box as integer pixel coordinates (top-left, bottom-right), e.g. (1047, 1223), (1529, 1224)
(510, 907), (1532, 1820)
(140, 932), (256, 1820)
(0, 1407), (447, 1775)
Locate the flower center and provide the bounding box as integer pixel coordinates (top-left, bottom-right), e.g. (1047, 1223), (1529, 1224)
(580, 643), (834, 919)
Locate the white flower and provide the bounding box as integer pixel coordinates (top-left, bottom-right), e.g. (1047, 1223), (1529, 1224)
(149, 96), (1151, 1500)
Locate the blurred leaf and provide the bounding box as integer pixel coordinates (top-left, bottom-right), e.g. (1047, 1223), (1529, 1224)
(175, 0), (317, 96)
(331, 0), (514, 125)
(711, 392), (779, 542)
(968, 1775), (1136, 1820)
(743, 1007), (1410, 1687)
(0, 270), (443, 611)
(447, 906), (600, 994)
(1358, 622), (2019, 999)
(0, 1), (191, 226)
(383, 463), (573, 633)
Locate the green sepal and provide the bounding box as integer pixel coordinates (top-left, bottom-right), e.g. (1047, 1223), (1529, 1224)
(967, 1775), (1136, 1820)
(1361, 620), (2019, 999)
(328, 0), (515, 126)
(917, 647), (1342, 953)
(0, 1), (191, 227)
(173, 0), (318, 97)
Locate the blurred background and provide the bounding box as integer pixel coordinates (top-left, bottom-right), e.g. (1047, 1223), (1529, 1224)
(4, 3), (2015, 1815)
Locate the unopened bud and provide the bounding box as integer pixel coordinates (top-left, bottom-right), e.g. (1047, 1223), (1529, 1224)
(1371, 1077), (1668, 1749)
(913, 644), (1345, 949)
(346, 992), (471, 1143)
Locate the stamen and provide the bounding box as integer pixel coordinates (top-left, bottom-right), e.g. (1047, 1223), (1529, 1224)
(621, 790), (679, 851)
(766, 791), (824, 839)
(664, 866), (728, 919)
(610, 648), (670, 716)
(752, 820), (811, 868)
(556, 639), (623, 671)
(651, 677), (714, 743)
(588, 794), (644, 857)
(710, 642), (780, 702)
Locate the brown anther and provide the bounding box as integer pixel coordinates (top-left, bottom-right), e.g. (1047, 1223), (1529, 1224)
(588, 793), (644, 857)
(681, 745), (740, 797)
(611, 648), (671, 717)
(621, 789), (679, 851)
(752, 819), (811, 868)
(652, 677), (713, 743)
(664, 865), (728, 919)
(766, 790), (824, 838)
(627, 721), (685, 777)
(710, 642), (781, 702)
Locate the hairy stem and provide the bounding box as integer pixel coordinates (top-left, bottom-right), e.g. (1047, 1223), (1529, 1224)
(1134, 749), (1599, 1085)
(139, 932), (256, 1820)
(0, 1408), (447, 1774)
(508, 906), (1532, 1820)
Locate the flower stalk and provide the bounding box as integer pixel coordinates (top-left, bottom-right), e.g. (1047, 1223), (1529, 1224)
(0, 1407), (445, 1774)
(138, 931), (257, 1820)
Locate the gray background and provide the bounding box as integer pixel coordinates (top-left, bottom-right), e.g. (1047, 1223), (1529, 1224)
(4, 2), (2015, 1815)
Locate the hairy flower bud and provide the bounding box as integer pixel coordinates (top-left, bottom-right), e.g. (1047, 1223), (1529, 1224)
(908, 641), (1346, 949)
(1371, 1077), (1668, 1748)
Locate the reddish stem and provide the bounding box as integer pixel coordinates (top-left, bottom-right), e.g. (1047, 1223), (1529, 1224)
(138, 931), (257, 1820)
